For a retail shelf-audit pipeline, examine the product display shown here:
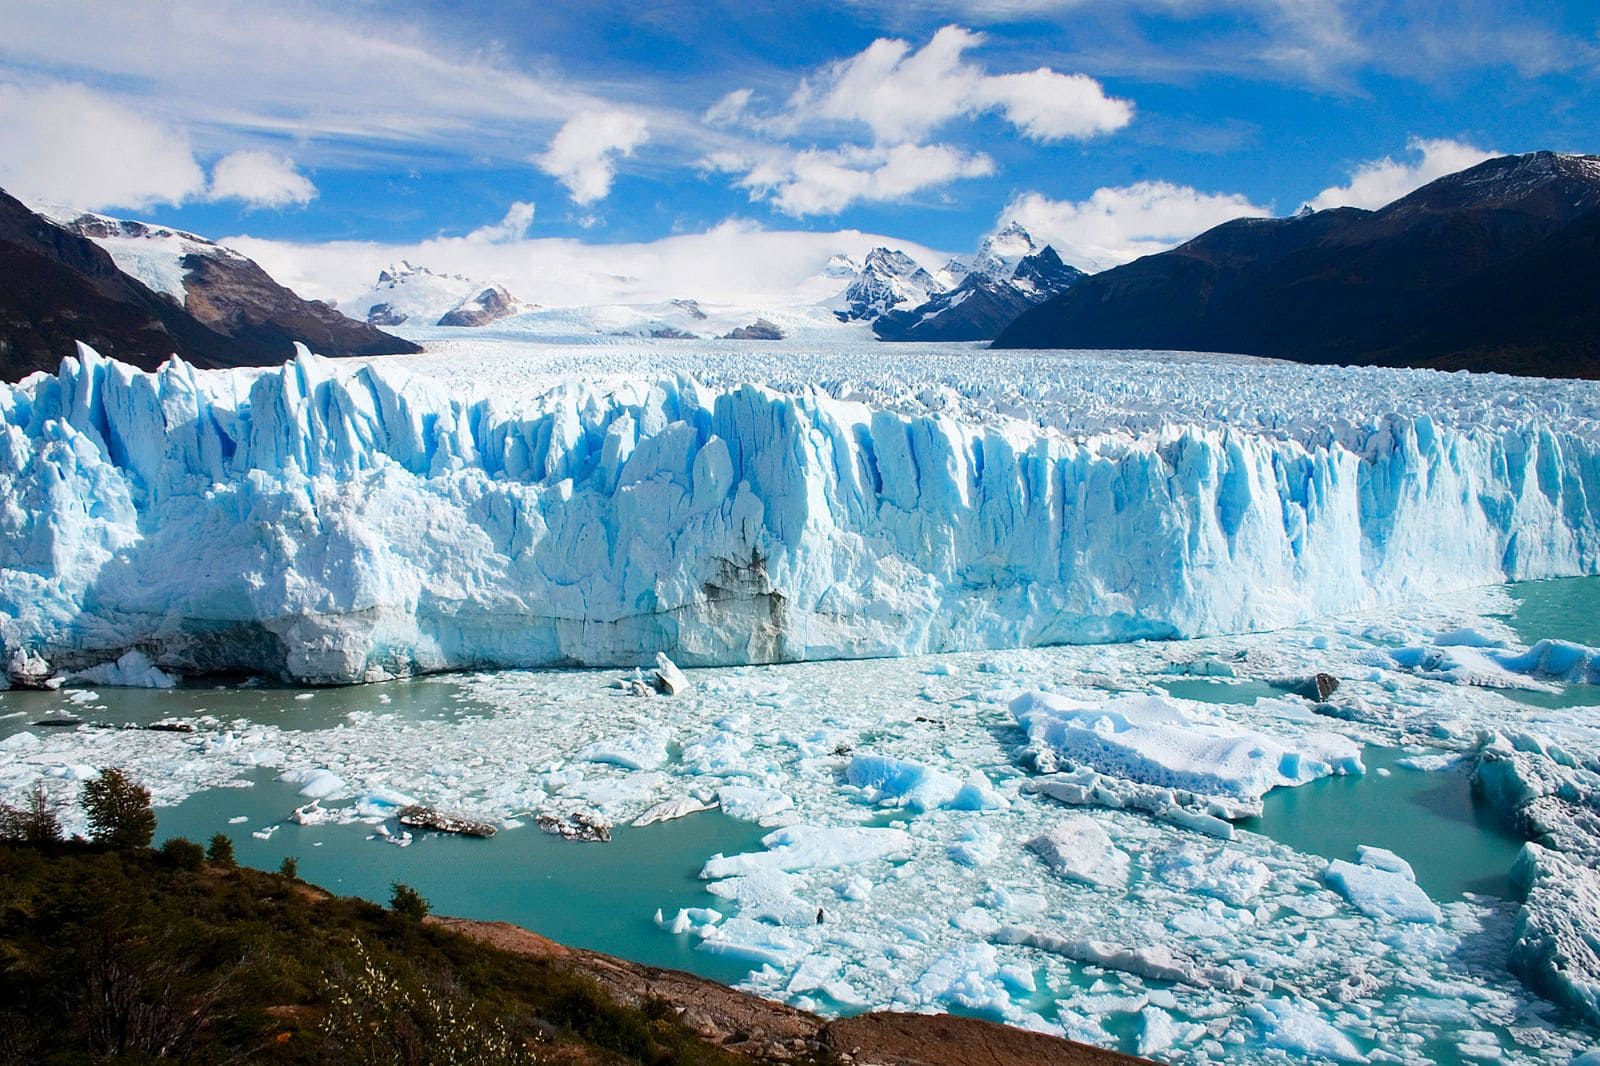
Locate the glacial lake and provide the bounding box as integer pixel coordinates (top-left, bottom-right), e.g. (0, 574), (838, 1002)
(3, 574), (1598, 1064)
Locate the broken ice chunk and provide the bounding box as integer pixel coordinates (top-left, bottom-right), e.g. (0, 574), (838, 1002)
(1026, 816), (1129, 889)
(1247, 997), (1367, 1062)
(1324, 850), (1441, 924)
(654, 652), (690, 695)
(578, 727), (670, 771)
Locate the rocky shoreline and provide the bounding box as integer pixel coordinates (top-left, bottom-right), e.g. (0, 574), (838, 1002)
(432, 915), (1146, 1065)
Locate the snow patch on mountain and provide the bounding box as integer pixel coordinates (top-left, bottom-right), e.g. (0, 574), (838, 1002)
(51, 211), (248, 306)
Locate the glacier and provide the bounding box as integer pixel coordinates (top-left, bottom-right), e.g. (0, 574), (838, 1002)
(4, 342), (1600, 685)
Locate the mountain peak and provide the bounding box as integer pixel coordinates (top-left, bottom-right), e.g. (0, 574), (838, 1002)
(1385, 150), (1600, 223)
(972, 222), (1037, 279)
(834, 247), (939, 321)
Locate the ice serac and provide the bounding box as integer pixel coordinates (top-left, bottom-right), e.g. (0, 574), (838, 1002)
(3, 348), (1600, 684)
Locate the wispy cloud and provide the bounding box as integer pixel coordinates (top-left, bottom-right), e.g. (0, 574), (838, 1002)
(0, 0), (600, 154)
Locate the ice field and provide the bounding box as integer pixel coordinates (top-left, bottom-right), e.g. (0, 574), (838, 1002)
(2, 579), (1599, 1062)
(2, 340), (1600, 1062)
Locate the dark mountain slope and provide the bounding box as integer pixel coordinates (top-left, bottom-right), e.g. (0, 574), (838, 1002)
(993, 152), (1600, 378)
(0, 189), (418, 381)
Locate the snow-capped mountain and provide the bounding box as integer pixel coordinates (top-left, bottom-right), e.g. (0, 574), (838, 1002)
(969, 220), (1038, 280)
(348, 261), (530, 328)
(872, 228), (1085, 342)
(436, 283), (528, 328)
(1009, 245), (1083, 300)
(933, 256), (970, 290)
(822, 253), (861, 279)
(0, 192), (417, 379)
(57, 212), (250, 304)
(831, 247), (941, 321)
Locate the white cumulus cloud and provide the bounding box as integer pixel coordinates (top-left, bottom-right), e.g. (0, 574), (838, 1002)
(206, 149), (317, 208)
(723, 142), (995, 216)
(466, 201), (536, 243)
(1307, 137), (1499, 211)
(783, 24), (1131, 144)
(0, 81), (206, 211)
(536, 110), (650, 204)
(1001, 182), (1271, 271)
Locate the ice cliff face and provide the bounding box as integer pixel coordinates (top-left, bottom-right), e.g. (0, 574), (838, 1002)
(3, 345), (1600, 685)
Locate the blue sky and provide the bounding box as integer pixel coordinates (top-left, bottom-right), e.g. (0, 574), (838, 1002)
(1, 0), (1596, 300)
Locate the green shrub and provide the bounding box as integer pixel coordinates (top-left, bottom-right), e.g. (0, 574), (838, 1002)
(81, 768), (155, 849)
(206, 832), (236, 866)
(321, 938), (542, 1065)
(390, 882), (430, 921)
(279, 855), (299, 879)
(158, 836), (205, 871)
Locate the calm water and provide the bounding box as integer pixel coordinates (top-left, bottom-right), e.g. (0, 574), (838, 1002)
(1505, 574), (1600, 648)
(1503, 573), (1600, 711)
(1240, 747), (1527, 899)
(0, 675), (491, 737)
(1156, 678), (1301, 704)
(155, 772), (768, 986)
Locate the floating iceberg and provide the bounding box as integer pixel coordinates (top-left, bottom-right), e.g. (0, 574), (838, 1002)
(1013, 691), (1364, 811)
(1324, 851), (1442, 924)
(5, 345), (1600, 684)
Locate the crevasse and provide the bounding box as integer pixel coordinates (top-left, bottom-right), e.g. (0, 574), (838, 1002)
(2, 345), (1598, 684)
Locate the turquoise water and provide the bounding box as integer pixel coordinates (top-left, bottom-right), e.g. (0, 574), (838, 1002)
(0, 675), (491, 738)
(156, 772), (768, 986)
(1157, 677), (1301, 704)
(1239, 747), (1527, 900)
(1505, 574), (1600, 648)
(1502, 574), (1600, 711)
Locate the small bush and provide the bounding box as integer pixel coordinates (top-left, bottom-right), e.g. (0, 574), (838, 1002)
(279, 855), (299, 879)
(206, 833), (236, 866)
(81, 768), (155, 849)
(158, 836), (205, 871)
(321, 938), (541, 1065)
(0, 782), (63, 845)
(390, 882), (430, 921)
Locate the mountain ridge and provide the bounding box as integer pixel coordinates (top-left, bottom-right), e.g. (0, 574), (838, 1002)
(992, 151), (1600, 378)
(0, 190), (419, 381)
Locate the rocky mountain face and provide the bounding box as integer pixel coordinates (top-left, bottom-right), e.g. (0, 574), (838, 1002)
(436, 284), (524, 327)
(0, 189), (418, 381)
(868, 230), (1085, 342)
(993, 151), (1600, 379)
(834, 248), (941, 322)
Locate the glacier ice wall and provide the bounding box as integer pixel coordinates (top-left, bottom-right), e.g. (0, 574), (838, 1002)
(3, 345), (1600, 684)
